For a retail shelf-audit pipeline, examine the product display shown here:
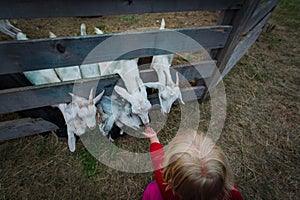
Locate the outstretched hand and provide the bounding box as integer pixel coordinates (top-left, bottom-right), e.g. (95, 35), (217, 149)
(142, 126), (160, 144)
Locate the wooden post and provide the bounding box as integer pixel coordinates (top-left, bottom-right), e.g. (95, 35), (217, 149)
(203, 0), (262, 100)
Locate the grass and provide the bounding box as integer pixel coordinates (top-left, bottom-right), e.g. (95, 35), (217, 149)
(76, 148), (98, 178)
(275, 0), (300, 30)
(0, 2), (299, 200)
(120, 15), (140, 22)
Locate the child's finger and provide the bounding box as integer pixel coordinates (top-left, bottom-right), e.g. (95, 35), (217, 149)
(142, 130), (156, 138)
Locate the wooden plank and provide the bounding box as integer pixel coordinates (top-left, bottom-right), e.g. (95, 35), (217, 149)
(244, 0), (279, 33)
(0, 26), (230, 75)
(0, 117), (59, 141)
(209, 9), (239, 59)
(0, 86), (204, 141)
(206, 0), (262, 91)
(0, 61), (215, 114)
(0, 0), (243, 19)
(218, 13), (271, 83)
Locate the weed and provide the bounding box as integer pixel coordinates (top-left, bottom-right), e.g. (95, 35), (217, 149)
(37, 139), (47, 156)
(76, 148), (98, 178)
(275, 0), (300, 29)
(121, 15), (140, 22)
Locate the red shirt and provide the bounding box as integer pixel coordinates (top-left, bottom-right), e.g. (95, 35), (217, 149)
(150, 142), (243, 200)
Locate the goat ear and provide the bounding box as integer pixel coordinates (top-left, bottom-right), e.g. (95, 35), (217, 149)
(144, 82), (163, 90)
(49, 31), (57, 38)
(114, 86), (132, 102)
(67, 132), (76, 152)
(93, 90), (105, 104)
(94, 27), (103, 35)
(176, 72), (180, 86)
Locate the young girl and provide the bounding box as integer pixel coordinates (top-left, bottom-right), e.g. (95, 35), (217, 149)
(142, 127), (243, 200)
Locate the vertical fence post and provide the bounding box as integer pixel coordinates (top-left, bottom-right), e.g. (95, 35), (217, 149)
(203, 0), (262, 100)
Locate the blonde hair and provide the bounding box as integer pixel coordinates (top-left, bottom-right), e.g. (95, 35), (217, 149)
(162, 130), (233, 200)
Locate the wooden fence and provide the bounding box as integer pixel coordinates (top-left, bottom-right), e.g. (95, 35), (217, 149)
(0, 0), (278, 141)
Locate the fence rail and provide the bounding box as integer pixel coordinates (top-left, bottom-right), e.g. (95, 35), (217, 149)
(0, 0), (243, 19)
(0, 0), (278, 140)
(0, 26), (230, 74)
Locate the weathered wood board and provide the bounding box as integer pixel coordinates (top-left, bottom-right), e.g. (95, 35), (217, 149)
(0, 61), (215, 114)
(0, 117), (58, 141)
(0, 0), (278, 139)
(0, 26), (230, 74)
(245, 0), (278, 33)
(219, 13), (272, 81)
(0, 0), (243, 19)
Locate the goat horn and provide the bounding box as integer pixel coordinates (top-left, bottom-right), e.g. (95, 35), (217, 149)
(176, 72), (180, 86)
(89, 87), (95, 104)
(136, 77), (143, 92)
(163, 71), (169, 86)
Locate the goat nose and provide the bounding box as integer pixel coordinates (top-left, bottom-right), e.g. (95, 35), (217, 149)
(90, 126), (96, 130)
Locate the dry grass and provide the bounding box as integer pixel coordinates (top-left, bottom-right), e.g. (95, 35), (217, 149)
(0, 4), (299, 200)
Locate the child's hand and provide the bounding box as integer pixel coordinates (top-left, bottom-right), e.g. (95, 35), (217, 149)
(142, 126), (160, 144)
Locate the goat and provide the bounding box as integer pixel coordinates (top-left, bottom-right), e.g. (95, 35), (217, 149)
(99, 58), (152, 125)
(69, 88), (105, 130)
(49, 32), (82, 81)
(144, 19), (184, 114)
(0, 19), (21, 39)
(79, 23), (101, 78)
(12, 27), (104, 151)
(98, 95), (141, 141)
(95, 27), (152, 125)
(58, 88), (104, 152)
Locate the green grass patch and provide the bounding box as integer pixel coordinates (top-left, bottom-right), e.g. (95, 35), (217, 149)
(76, 148), (98, 178)
(275, 0), (300, 29)
(121, 15), (140, 22)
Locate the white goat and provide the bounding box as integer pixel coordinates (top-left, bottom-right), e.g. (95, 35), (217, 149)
(79, 23), (101, 78)
(95, 27), (152, 126)
(16, 30), (103, 151)
(145, 19), (184, 114)
(58, 88), (104, 152)
(0, 19), (21, 38)
(49, 32), (82, 81)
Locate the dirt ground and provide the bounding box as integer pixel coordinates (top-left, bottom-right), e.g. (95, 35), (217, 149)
(0, 2), (299, 200)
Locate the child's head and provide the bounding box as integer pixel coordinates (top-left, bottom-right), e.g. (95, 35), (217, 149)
(163, 130), (233, 200)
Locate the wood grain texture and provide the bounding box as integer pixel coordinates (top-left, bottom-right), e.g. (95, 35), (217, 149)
(245, 0), (279, 33)
(0, 26), (230, 75)
(206, 0), (262, 92)
(0, 117), (59, 141)
(0, 0), (243, 19)
(0, 61), (215, 114)
(219, 13), (272, 83)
